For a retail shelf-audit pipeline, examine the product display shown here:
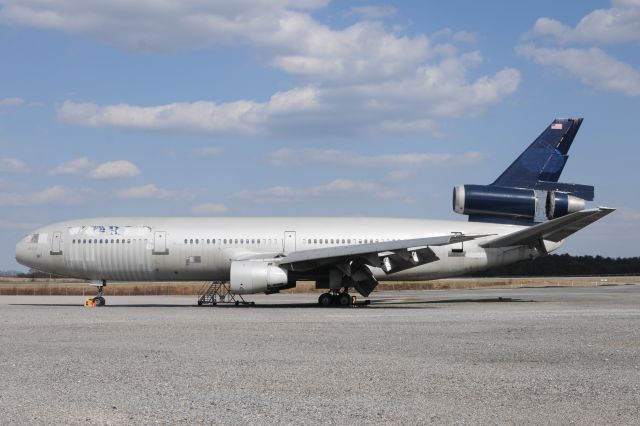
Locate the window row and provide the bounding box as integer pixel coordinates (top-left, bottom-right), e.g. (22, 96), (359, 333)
(72, 238), (139, 244)
(184, 238), (276, 245)
(181, 237), (391, 245)
(303, 238), (390, 245)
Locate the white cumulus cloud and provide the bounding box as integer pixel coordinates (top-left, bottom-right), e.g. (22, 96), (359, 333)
(233, 179), (402, 203)
(116, 183), (195, 200)
(90, 160), (141, 179)
(0, 158), (27, 173)
(0, 186), (77, 206)
(517, 44), (640, 97)
(521, 1), (640, 97)
(9, 1), (521, 138)
(50, 156), (93, 175)
(191, 203), (229, 214)
(346, 5), (397, 19)
(529, 0), (640, 45)
(0, 97), (24, 107)
(267, 148), (486, 167)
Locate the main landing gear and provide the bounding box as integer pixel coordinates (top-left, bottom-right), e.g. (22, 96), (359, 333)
(318, 291), (355, 307)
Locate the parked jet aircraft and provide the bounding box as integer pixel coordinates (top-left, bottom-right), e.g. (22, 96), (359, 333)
(15, 118), (613, 306)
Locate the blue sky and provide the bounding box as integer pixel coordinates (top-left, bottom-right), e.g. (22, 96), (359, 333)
(1, 0), (639, 270)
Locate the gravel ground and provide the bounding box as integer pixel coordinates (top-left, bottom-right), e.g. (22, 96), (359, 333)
(1, 285), (639, 425)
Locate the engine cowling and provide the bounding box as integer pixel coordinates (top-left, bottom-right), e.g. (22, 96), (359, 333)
(453, 184), (585, 220)
(546, 191), (586, 219)
(230, 260), (289, 294)
(453, 184), (538, 219)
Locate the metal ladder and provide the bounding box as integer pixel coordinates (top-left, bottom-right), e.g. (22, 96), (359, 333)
(196, 281), (253, 306)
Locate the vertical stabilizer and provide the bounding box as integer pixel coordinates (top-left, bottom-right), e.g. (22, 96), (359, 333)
(492, 118), (582, 187)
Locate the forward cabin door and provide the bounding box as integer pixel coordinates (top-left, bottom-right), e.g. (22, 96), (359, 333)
(50, 231), (62, 255)
(284, 231), (296, 252)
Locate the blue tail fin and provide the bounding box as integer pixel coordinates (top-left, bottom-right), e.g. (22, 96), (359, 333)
(491, 118), (594, 200)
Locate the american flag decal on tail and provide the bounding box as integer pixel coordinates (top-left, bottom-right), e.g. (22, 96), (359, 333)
(551, 123), (563, 130)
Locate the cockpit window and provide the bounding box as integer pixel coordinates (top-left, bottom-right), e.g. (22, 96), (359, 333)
(29, 234), (39, 244)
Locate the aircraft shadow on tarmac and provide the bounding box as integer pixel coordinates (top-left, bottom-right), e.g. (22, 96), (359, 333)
(10, 297), (536, 309)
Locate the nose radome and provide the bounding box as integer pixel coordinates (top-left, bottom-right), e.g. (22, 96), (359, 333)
(15, 240), (27, 266)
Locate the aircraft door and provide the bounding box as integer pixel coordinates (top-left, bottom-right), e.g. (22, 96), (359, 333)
(284, 231), (296, 252)
(152, 231), (169, 255)
(50, 231), (62, 255)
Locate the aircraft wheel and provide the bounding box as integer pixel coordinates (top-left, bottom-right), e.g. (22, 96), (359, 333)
(318, 293), (332, 307)
(95, 296), (106, 306)
(338, 293), (351, 306)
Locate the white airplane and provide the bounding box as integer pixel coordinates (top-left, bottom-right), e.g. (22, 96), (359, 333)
(15, 118), (613, 306)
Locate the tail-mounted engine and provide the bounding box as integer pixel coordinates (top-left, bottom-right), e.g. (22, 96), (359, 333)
(453, 184), (585, 222)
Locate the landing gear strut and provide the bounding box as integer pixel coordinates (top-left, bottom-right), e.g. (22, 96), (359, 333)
(87, 280), (107, 307)
(318, 290), (354, 307)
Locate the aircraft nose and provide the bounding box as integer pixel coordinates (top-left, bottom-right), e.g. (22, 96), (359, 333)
(15, 237), (37, 268)
(15, 240), (27, 266)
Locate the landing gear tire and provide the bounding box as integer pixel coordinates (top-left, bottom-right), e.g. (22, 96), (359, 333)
(338, 293), (351, 306)
(318, 293), (333, 307)
(94, 296), (106, 306)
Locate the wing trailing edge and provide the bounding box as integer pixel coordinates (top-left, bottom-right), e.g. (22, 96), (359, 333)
(480, 207), (615, 249)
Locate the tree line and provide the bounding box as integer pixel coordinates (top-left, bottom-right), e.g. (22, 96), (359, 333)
(472, 254), (640, 277)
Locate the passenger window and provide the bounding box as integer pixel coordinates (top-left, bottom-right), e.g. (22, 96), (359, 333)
(213, 239), (216, 244)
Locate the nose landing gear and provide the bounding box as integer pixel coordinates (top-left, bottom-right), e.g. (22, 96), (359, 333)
(86, 280), (107, 307)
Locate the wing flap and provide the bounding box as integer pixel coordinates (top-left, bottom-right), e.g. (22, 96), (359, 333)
(481, 207), (614, 249)
(275, 233), (485, 273)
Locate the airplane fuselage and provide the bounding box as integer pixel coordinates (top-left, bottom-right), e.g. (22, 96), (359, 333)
(15, 216), (555, 287)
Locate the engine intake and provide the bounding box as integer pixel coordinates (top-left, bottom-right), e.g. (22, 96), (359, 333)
(230, 260), (289, 294)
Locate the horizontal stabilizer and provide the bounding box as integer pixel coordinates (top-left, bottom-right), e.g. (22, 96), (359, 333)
(481, 207), (614, 248)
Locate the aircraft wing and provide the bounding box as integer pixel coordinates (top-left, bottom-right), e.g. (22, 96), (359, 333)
(481, 207), (615, 249)
(272, 233), (486, 274)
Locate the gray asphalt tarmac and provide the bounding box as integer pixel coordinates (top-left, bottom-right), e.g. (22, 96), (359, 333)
(1, 285), (639, 425)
